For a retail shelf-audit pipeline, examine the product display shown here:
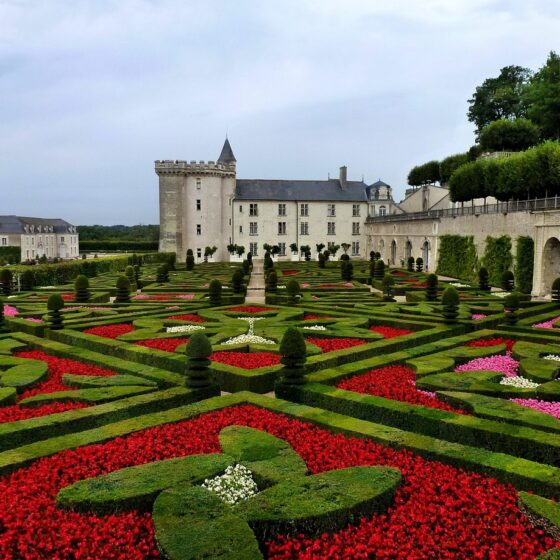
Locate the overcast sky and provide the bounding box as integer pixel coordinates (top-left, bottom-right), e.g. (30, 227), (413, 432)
(1, 0), (558, 225)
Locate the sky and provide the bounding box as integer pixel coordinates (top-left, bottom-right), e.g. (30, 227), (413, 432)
(0, 0), (559, 225)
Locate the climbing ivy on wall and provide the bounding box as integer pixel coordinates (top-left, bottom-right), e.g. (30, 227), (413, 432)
(482, 235), (513, 287)
(515, 236), (534, 294)
(436, 235), (478, 281)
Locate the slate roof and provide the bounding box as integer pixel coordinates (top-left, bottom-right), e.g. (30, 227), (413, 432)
(0, 216), (74, 234)
(217, 138), (236, 163)
(235, 179), (369, 202)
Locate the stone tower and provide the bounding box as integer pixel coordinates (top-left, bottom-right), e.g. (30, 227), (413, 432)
(156, 139), (237, 261)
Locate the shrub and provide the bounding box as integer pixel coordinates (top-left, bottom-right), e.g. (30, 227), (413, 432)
(115, 275), (131, 304)
(185, 332), (214, 389)
(0, 269), (12, 296)
(552, 278), (560, 302)
(436, 235), (477, 281)
(186, 249), (194, 257)
(382, 274), (395, 301)
(232, 269), (244, 294)
(186, 255), (195, 271)
(286, 279), (301, 304)
(318, 254), (326, 269)
(503, 291), (520, 324)
(125, 265), (135, 284)
(267, 271), (278, 292)
(415, 257), (424, 272)
(167, 253), (176, 271)
(246, 252), (252, 264)
(426, 273), (438, 301)
(369, 261), (376, 280)
(478, 267), (490, 291)
(20, 269), (34, 291)
(242, 259), (250, 275)
(264, 254), (273, 271)
(209, 280), (222, 306)
(156, 265), (169, 283)
(323, 250), (330, 261)
(341, 261), (353, 281)
(74, 275), (90, 303)
(47, 294), (64, 330)
(501, 270), (515, 292)
(407, 256), (415, 272)
(374, 259), (385, 280)
(278, 327), (307, 385)
(370, 251), (376, 262)
(340, 253), (350, 262)
(515, 236), (534, 294)
(441, 287), (460, 324)
(133, 265), (142, 289)
(483, 235), (513, 287)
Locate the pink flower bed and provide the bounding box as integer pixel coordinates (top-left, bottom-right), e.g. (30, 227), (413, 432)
(471, 313), (487, 320)
(510, 399), (560, 419)
(3, 304), (18, 317)
(455, 353), (519, 378)
(532, 316), (560, 329)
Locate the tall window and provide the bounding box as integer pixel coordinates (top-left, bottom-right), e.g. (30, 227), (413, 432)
(278, 222), (287, 235)
(196, 178), (201, 190)
(379, 206), (387, 216)
(197, 248), (202, 258)
(239, 225), (243, 233)
(278, 242), (286, 256)
(249, 222), (258, 235)
(239, 205), (243, 212)
(352, 242), (360, 256)
(196, 224), (201, 235)
(327, 204), (336, 217)
(352, 204), (360, 217)
(300, 222), (309, 235)
(327, 241), (335, 249)
(300, 203), (309, 217)
(249, 203), (258, 216)
(352, 222), (360, 235)
(1, 238), (6, 246)
(327, 222), (335, 235)
(196, 199), (201, 211)
(250, 242), (258, 256)
(278, 203), (286, 216)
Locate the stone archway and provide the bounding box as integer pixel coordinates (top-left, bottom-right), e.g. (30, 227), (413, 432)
(422, 240), (430, 271)
(391, 240), (397, 266)
(379, 239), (385, 259)
(541, 237), (560, 295)
(405, 240), (412, 260)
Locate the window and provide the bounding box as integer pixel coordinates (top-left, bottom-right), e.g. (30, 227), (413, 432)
(196, 199), (201, 211)
(32, 238), (35, 245)
(249, 222), (258, 235)
(249, 203), (258, 216)
(278, 242), (286, 256)
(1, 238), (6, 246)
(327, 204), (336, 217)
(379, 206), (387, 216)
(196, 178), (201, 190)
(352, 242), (360, 256)
(250, 242), (258, 256)
(278, 222), (287, 235)
(327, 222), (335, 235)
(352, 222), (360, 235)
(278, 203), (286, 216)
(300, 203), (309, 217)
(300, 222), (309, 235)
(197, 248), (202, 258)
(239, 205), (243, 212)
(352, 204), (360, 217)
(327, 241), (335, 249)
(239, 225), (243, 233)
(196, 224), (201, 235)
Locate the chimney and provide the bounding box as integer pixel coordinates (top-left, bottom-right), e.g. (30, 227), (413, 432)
(339, 166), (347, 190)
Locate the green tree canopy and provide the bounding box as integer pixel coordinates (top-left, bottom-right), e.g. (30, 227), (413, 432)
(479, 118), (539, 152)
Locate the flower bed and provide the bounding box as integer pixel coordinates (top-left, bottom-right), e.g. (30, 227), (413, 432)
(133, 294), (195, 301)
(511, 399), (560, 419)
(455, 353), (519, 378)
(305, 337), (368, 353)
(281, 270), (299, 276)
(368, 326), (413, 339)
(532, 316), (560, 329)
(464, 337), (516, 353)
(0, 405), (553, 559)
(318, 283), (354, 289)
(224, 306), (277, 314)
(338, 365), (469, 414)
(210, 351), (281, 369)
(135, 338), (189, 353)
(303, 314), (331, 321)
(167, 314), (206, 323)
(83, 323), (135, 339)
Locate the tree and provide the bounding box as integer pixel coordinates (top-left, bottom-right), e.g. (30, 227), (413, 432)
(278, 327), (307, 385)
(133, 265), (142, 289)
(329, 244), (340, 257)
(290, 243), (298, 254)
(479, 118), (539, 152)
(316, 243), (325, 253)
(271, 245), (280, 257)
(525, 51), (560, 140)
(467, 65), (532, 136)
(204, 246), (217, 262)
(426, 273), (438, 301)
(341, 261), (353, 281)
(125, 265), (135, 287)
(226, 244), (237, 255)
(20, 270), (34, 291)
(415, 257), (424, 272)
(0, 269), (12, 296)
(208, 279), (222, 305)
(47, 294), (65, 330)
(286, 279), (301, 304)
(185, 332), (215, 389)
(186, 254), (195, 271)
(501, 270), (515, 292)
(440, 153), (469, 184)
(74, 275), (90, 303)
(115, 276), (131, 304)
(318, 253), (326, 268)
(441, 287), (460, 324)
(300, 245), (311, 261)
(341, 243), (351, 255)
(407, 160), (440, 186)
(235, 246), (245, 258)
(267, 270), (278, 292)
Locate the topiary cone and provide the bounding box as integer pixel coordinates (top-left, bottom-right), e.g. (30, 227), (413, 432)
(208, 279), (222, 305)
(185, 332), (215, 389)
(74, 274), (90, 303)
(441, 287), (460, 324)
(47, 294), (65, 330)
(426, 273), (438, 301)
(278, 327), (307, 385)
(115, 275), (131, 304)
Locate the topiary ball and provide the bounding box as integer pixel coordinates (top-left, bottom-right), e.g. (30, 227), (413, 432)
(441, 286), (460, 307)
(47, 294), (64, 311)
(186, 331), (212, 359)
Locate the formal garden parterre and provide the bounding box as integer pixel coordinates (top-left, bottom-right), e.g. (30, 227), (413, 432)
(1, 252), (560, 559)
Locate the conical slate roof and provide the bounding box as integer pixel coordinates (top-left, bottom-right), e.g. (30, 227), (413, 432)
(217, 137), (236, 163)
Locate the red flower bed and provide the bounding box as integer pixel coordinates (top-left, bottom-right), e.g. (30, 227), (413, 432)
(0, 405), (554, 559)
(167, 314), (206, 323)
(338, 365), (469, 414)
(282, 270), (299, 276)
(61, 292), (75, 302)
(0, 352), (116, 424)
(135, 338), (189, 353)
(83, 323), (135, 339)
(305, 337), (368, 353)
(369, 325), (414, 339)
(211, 351), (281, 369)
(303, 314), (332, 321)
(318, 283), (353, 289)
(392, 271), (410, 277)
(224, 306), (277, 313)
(465, 337), (516, 353)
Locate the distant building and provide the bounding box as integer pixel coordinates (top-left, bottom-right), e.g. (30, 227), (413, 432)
(156, 138), (399, 260)
(0, 216), (79, 262)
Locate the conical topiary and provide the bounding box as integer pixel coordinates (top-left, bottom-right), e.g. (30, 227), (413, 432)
(115, 275), (131, 304)
(341, 261), (353, 281)
(278, 327), (307, 385)
(407, 256), (415, 272)
(20, 270), (34, 291)
(318, 253), (326, 269)
(133, 265), (142, 289)
(47, 294), (65, 330)
(382, 273), (395, 301)
(286, 279), (300, 304)
(478, 267), (490, 291)
(232, 269), (244, 294)
(416, 257), (423, 272)
(552, 278), (560, 302)
(74, 274), (90, 303)
(186, 254), (195, 271)
(267, 271), (278, 292)
(209, 279), (222, 305)
(374, 259), (385, 281)
(0, 269), (12, 296)
(125, 266), (135, 288)
(156, 264), (169, 283)
(501, 270), (514, 292)
(503, 291), (520, 325)
(426, 273), (438, 301)
(242, 259), (250, 275)
(185, 332), (215, 388)
(441, 287), (460, 324)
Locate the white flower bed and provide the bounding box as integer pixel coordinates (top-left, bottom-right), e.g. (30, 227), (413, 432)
(450, 282), (470, 288)
(499, 376), (539, 388)
(166, 325), (206, 333)
(202, 464), (258, 505)
(493, 292), (510, 298)
(224, 317), (274, 345)
(303, 325), (327, 331)
(543, 354), (560, 362)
